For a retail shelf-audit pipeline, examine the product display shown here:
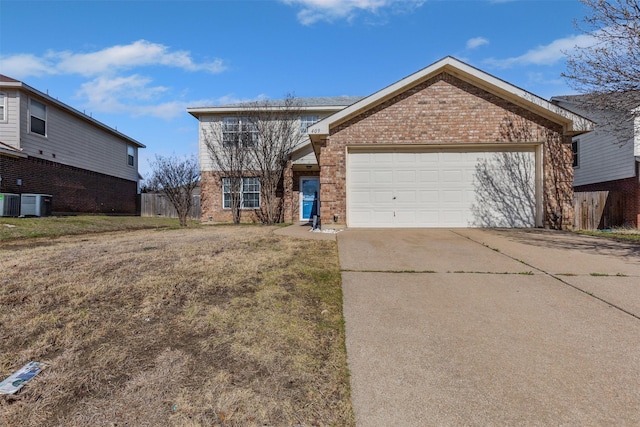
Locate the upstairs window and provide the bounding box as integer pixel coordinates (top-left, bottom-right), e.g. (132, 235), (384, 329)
(300, 115), (319, 133)
(222, 177), (260, 209)
(0, 93), (6, 122)
(127, 145), (135, 166)
(30, 98), (47, 136)
(572, 139), (579, 168)
(222, 117), (258, 148)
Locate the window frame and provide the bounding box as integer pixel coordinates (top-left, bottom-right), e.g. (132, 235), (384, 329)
(572, 139), (579, 168)
(0, 92), (6, 123)
(127, 145), (135, 167)
(299, 115), (320, 134)
(222, 177), (260, 209)
(29, 98), (47, 137)
(222, 116), (258, 148)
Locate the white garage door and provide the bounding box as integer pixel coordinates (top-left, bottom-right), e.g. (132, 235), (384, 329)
(347, 149), (536, 228)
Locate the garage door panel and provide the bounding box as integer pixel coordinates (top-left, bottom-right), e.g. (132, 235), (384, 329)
(419, 190), (439, 203)
(347, 149), (535, 228)
(372, 190), (394, 204)
(396, 170), (416, 183)
(419, 170), (439, 182)
(373, 170), (393, 184)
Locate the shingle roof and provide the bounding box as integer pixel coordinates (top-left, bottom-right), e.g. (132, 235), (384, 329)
(0, 74), (20, 83)
(195, 96), (365, 109)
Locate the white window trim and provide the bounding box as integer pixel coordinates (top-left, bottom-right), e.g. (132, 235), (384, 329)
(222, 177), (260, 209)
(127, 145), (135, 167)
(222, 116), (258, 148)
(300, 115), (320, 134)
(0, 92), (7, 123)
(29, 97), (47, 137)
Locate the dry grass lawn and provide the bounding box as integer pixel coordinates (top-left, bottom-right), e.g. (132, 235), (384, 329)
(0, 225), (353, 426)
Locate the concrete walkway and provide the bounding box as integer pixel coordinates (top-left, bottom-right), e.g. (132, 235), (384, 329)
(339, 229), (640, 426)
(273, 222), (339, 241)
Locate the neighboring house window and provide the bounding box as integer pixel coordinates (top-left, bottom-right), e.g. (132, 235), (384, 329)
(300, 115), (319, 133)
(127, 145), (135, 166)
(222, 177), (260, 209)
(572, 139), (579, 168)
(30, 98), (47, 136)
(0, 92), (6, 122)
(222, 117), (258, 148)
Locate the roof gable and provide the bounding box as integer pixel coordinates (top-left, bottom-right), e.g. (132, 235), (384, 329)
(309, 56), (592, 139)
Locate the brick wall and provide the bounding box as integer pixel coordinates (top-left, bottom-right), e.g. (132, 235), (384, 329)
(320, 72), (574, 229)
(575, 171), (640, 227)
(0, 155), (138, 214)
(200, 171), (260, 223)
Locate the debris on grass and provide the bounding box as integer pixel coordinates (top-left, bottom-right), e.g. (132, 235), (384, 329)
(310, 228), (342, 234)
(0, 362), (45, 395)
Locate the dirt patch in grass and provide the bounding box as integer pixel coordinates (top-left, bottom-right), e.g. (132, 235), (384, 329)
(0, 226), (353, 426)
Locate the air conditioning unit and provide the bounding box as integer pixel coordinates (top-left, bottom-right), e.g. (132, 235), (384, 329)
(0, 193), (21, 217)
(20, 194), (53, 217)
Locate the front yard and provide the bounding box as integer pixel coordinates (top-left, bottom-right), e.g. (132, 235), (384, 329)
(0, 224), (353, 426)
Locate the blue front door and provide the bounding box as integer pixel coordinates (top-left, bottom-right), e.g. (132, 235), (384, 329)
(300, 177), (319, 221)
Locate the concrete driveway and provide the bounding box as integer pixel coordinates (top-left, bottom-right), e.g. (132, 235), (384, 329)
(339, 229), (640, 426)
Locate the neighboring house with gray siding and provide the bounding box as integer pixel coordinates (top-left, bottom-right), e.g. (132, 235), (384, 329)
(552, 94), (640, 227)
(0, 74), (145, 215)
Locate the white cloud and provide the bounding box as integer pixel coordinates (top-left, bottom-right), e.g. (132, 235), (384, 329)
(53, 40), (226, 76)
(1, 40), (228, 121)
(77, 75), (190, 120)
(485, 33), (596, 68)
(0, 53), (52, 78)
(282, 0), (424, 25)
(0, 40), (226, 79)
(466, 37), (489, 50)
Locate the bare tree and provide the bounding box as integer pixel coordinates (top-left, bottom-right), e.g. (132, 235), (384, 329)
(203, 95), (305, 225)
(563, 0), (640, 139)
(203, 117), (253, 224)
(147, 154), (200, 227)
(248, 95), (304, 225)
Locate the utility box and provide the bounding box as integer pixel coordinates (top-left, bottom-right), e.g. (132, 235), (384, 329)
(0, 193), (21, 217)
(20, 194), (53, 217)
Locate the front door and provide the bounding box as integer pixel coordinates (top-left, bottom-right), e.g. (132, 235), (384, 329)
(300, 177), (319, 221)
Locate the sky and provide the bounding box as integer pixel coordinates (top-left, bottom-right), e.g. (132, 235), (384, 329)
(0, 0), (594, 177)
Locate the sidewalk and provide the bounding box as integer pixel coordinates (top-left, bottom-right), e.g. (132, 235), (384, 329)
(272, 222), (339, 241)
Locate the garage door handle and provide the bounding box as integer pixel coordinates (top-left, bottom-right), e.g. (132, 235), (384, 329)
(392, 196), (397, 200)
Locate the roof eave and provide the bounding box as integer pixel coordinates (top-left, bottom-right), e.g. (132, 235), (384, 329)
(0, 80), (146, 148)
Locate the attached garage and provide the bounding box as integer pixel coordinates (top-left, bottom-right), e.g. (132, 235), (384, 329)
(309, 57), (593, 230)
(347, 146), (539, 228)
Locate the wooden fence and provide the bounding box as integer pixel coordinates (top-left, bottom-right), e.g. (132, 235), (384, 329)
(573, 191), (623, 230)
(140, 193), (201, 219)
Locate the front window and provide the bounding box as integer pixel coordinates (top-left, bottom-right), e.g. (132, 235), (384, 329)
(127, 145), (135, 166)
(300, 115), (319, 133)
(30, 98), (46, 136)
(222, 117), (258, 148)
(223, 177), (260, 209)
(0, 93), (6, 122)
(572, 139), (579, 168)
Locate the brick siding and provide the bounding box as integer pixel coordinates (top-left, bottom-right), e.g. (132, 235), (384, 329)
(319, 72), (574, 229)
(0, 155), (138, 214)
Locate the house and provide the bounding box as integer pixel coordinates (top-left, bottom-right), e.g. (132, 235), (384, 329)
(552, 94), (640, 228)
(188, 96), (364, 223)
(0, 75), (145, 215)
(190, 57), (592, 229)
